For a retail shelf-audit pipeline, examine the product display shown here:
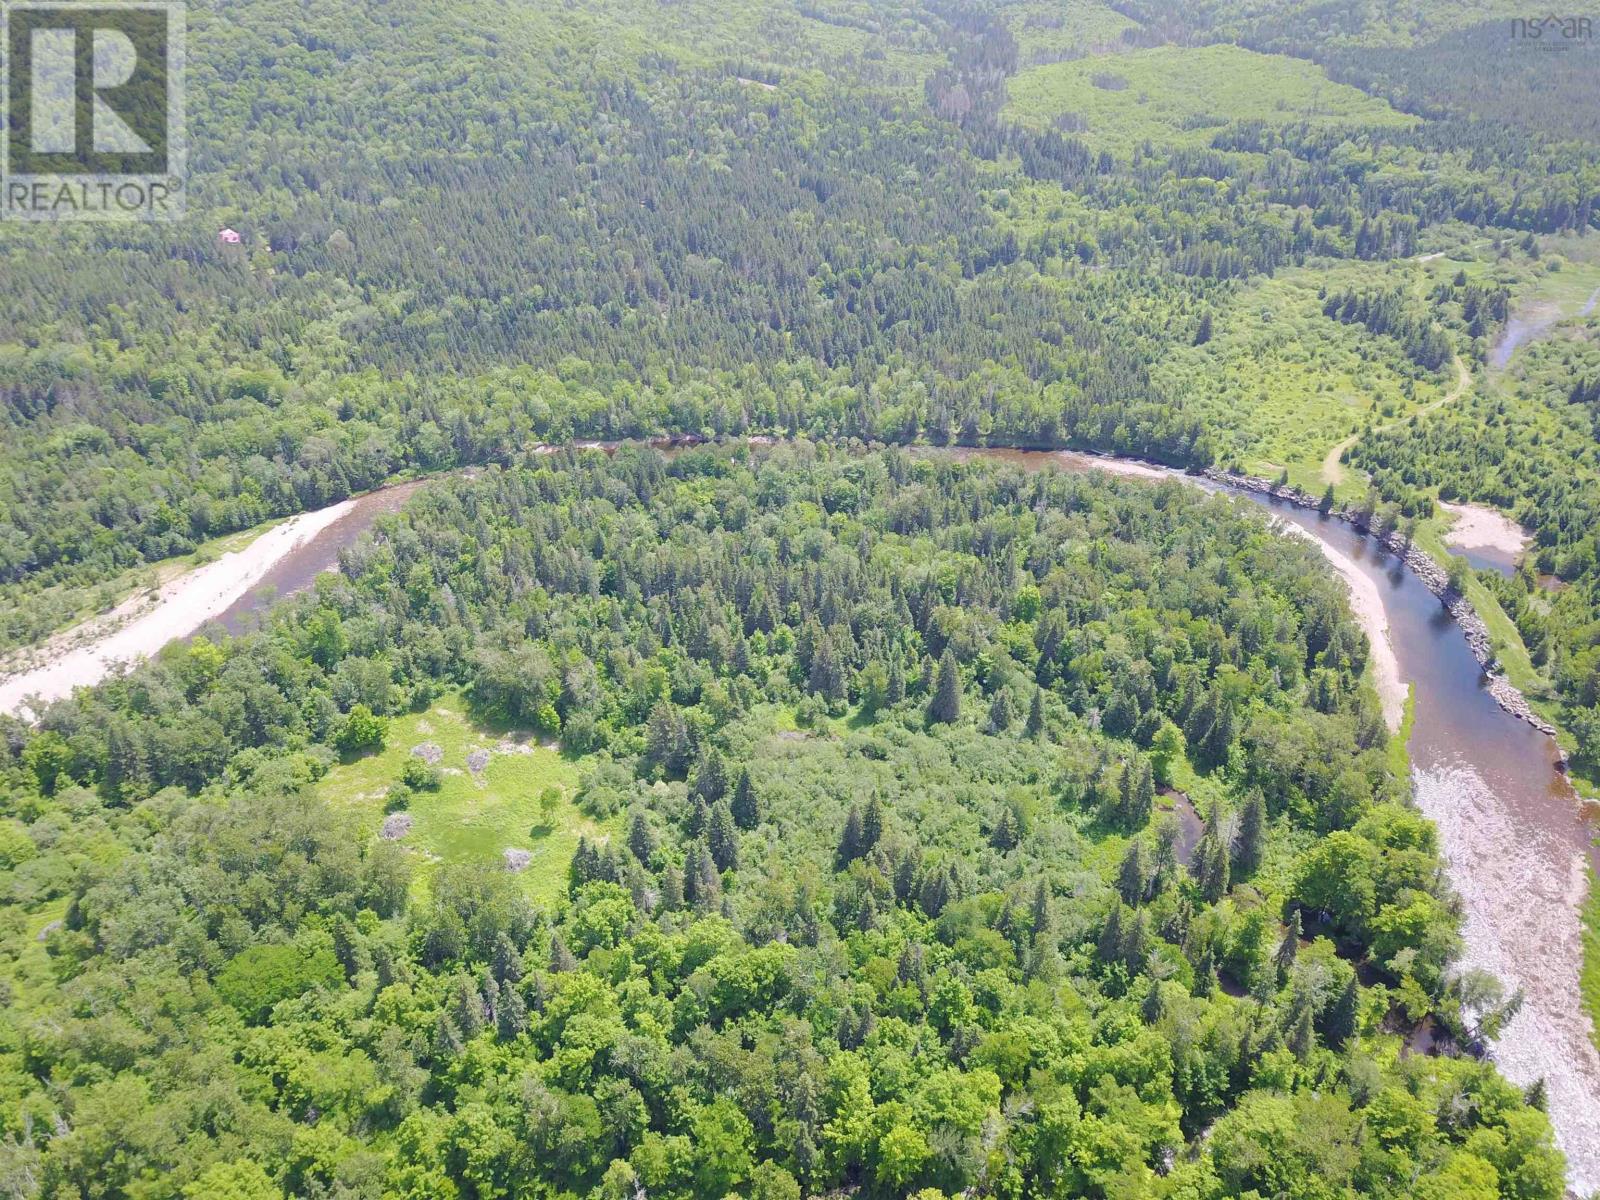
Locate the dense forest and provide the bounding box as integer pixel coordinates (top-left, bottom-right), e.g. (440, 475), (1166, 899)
(2, 0), (1597, 652)
(0, 448), (1564, 1197)
(1, 2), (1598, 1193)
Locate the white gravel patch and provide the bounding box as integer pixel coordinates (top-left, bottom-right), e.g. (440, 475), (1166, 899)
(0, 501), (357, 719)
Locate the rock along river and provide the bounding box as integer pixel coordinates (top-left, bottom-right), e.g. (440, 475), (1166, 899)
(2, 441), (1596, 1193)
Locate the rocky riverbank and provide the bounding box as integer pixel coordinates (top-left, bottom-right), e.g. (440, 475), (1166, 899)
(1201, 469), (1560, 743)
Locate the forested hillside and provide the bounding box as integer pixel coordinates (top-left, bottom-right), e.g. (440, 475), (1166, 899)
(3, 0), (1596, 654)
(0, 448), (1564, 1197)
(1, 3), (1599, 1192)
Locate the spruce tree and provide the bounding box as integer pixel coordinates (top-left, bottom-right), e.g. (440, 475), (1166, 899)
(1287, 992), (1317, 1060)
(990, 807), (1019, 851)
(1234, 789), (1266, 877)
(1276, 910), (1302, 982)
(1026, 687), (1046, 738)
(1194, 942), (1218, 997)
(628, 809), (658, 864)
(836, 805), (865, 867)
(986, 686), (1015, 733)
(691, 844), (722, 911)
(1030, 879), (1051, 942)
(691, 746), (728, 804)
(680, 794), (707, 838)
(707, 801), (739, 871)
(1122, 910), (1151, 971)
(1327, 975), (1360, 1049)
(549, 933), (577, 973)
(862, 797), (884, 849)
(927, 649), (962, 724)
(660, 861), (685, 910)
(1097, 903), (1126, 966)
(886, 656), (907, 705)
(1132, 761), (1155, 827)
(730, 768), (761, 830)
(1117, 840), (1148, 905)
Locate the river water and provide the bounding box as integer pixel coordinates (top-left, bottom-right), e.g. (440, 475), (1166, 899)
(1236, 489), (1600, 1195)
(12, 440), (1600, 1191)
(206, 480), (429, 635)
(956, 449), (1600, 1192)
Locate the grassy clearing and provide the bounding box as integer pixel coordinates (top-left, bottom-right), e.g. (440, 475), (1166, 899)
(0, 895), (70, 1014)
(1151, 263), (1445, 495)
(1003, 0), (1138, 66)
(1005, 45), (1413, 154)
(317, 691), (607, 905)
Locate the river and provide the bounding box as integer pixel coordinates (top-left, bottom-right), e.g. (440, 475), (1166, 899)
(3, 440), (1596, 1191)
(966, 449), (1600, 1193)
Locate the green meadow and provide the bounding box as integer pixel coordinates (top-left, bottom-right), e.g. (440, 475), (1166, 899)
(1151, 262), (1447, 494)
(317, 692), (609, 904)
(1005, 44), (1414, 154)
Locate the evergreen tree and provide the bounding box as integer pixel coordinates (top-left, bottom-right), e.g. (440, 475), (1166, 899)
(1525, 1078), (1549, 1112)
(691, 745), (728, 804)
(886, 656), (907, 705)
(708, 801), (739, 871)
(1276, 910), (1302, 982)
(836, 806), (865, 868)
(1152, 815), (1179, 892)
(1194, 942), (1219, 998)
(491, 934), (524, 984)
(628, 809), (658, 864)
(1097, 903), (1126, 966)
(549, 932), (577, 974)
(730, 768), (761, 830)
(1026, 687), (1046, 738)
(1195, 811), (1231, 903)
(1122, 910), (1151, 971)
(986, 686), (1015, 733)
(1030, 880), (1051, 942)
(497, 984), (528, 1040)
(808, 636), (845, 702)
(1233, 789), (1266, 877)
(1327, 975), (1360, 1049)
(687, 843), (722, 911)
(927, 649), (961, 724)
(1132, 761), (1155, 827)
(1116, 840), (1148, 905)
(1287, 991), (1317, 1061)
(862, 796), (885, 849)
(687, 795), (711, 838)
(990, 807), (1019, 852)
(660, 860), (685, 910)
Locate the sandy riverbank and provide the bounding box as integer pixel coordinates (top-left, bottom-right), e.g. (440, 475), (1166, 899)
(1441, 500), (1531, 560)
(1273, 520), (1407, 731)
(0, 501), (357, 718)
(1061, 456), (1407, 731)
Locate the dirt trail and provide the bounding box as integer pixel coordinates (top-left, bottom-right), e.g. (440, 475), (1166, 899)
(1321, 353), (1472, 488)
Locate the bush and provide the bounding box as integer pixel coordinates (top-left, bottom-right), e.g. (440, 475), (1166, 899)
(401, 758), (441, 791)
